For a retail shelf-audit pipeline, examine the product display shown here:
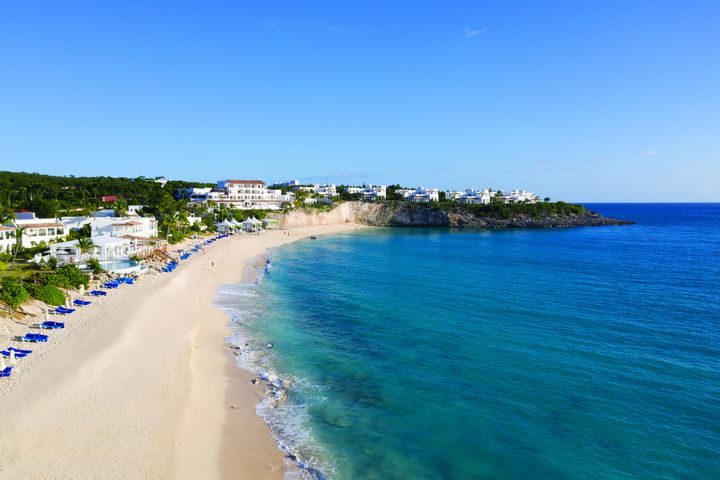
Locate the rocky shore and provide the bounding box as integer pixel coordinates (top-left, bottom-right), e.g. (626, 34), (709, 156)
(276, 202), (634, 229)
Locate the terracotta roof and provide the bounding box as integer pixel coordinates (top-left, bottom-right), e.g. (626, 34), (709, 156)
(120, 235), (154, 241)
(0, 225), (14, 231)
(225, 180), (266, 185)
(15, 209), (33, 213)
(112, 221), (143, 226)
(20, 222), (64, 229)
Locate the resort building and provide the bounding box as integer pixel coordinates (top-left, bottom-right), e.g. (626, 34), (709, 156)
(456, 189), (493, 205)
(182, 180), (291, 210)
(213, 180), (287, 210)
(61, 216), (159, 239)
(398, 187), (439, 203)
(177, 187), (218, 203)
(48, 235), (157, 264)
(10, 211), (66, 248)
(347, 184), (387, 201)
(503, 190), (540, 203)
(296, 184), (338, 198)
(0, 225), (15, 253)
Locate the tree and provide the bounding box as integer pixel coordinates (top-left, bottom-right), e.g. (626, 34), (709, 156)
(11, 225), (25, 267)
(1, 279), (29, 313)
(543, 197), (551, 202)
(76, 237), (96, 263)
(113, 198), (129, 217)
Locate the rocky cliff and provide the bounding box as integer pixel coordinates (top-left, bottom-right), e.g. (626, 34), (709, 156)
(273, 202), (632, 229)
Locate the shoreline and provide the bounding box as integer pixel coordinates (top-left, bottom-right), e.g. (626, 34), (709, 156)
(0, 222), (366, 479)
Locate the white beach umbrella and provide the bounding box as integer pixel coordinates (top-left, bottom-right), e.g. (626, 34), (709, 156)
(0, 354), (6, 371)
(9, 350), (17, 366)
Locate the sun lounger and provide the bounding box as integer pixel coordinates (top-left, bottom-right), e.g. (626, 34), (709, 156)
(8, 347), (32, 355)
(73, 299), (92, 306)
(1, 349), (29, 358)
(54, 306), (76, 314)
(119, 277), (135, 284)
(0, 366), (12, 377)
(40, 321), (65, 329)
(102, 282), (119, 288)
(21, 333), (49, 342)
(89, 290), (107, 296)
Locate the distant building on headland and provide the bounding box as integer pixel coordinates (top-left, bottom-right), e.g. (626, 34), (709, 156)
(347, 184), (387, 201)
(445, 188), (540, 205)
(395, 187), (439, 203)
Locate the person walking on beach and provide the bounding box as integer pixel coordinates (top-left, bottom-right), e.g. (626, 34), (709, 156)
(211, 260), (214, 267)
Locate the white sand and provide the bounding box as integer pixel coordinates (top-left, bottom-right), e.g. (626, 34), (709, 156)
(0, 223), (365, 479)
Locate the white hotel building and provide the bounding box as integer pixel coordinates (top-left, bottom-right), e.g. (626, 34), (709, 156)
(347, 185), (387, 201)
(8, 211), (67, 248)
(397, 187), (439, 203)
(182, 180), (290, 210)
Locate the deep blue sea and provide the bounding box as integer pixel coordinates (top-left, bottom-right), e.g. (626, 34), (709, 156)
(217, 204), (720, 479)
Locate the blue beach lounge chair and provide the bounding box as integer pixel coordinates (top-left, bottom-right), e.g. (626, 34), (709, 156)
(21, 333), (49, 342)
(1, 349), (28, 358)
(8, 347), (32, 355)
(73, 299), (92, 306)
(54, 306), (76, 315)
(40, 321), (65, 329)
(89, 290), (107, 296)
(0, 366), (12, 377)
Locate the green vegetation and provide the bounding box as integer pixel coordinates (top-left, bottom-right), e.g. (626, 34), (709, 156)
(46, 265), (90, 290)
(0, 278), (30, 313)
(0, 171), (212, 217)
(26, 283), (65, 306)
(86, 258), (103, 275)
(430, 200), (586, 220)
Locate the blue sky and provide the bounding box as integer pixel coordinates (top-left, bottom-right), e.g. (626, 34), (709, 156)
(1, 1), (718, 201)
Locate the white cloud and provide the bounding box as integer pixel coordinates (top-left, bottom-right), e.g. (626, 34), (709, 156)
(642, 150), (659, 157)
(464, 27), (487, 38)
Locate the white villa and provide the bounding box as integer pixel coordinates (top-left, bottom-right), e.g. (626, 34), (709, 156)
(503, 190), (540, 203)
(61, 215), (158, 239)
(48, 235), (156, 264)
(0, 225), (15, 253)
(9, 211), (67, 248)
(398, 187), (439, 203)
(347, 185), (387, 201)
(297, 184), (338, 198)
(447, 189), (493, 205)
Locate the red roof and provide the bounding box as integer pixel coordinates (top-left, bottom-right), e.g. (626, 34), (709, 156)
(101, 195), (118, 203)
(15, 209), (33, 213)
(226, 180), (265, 185)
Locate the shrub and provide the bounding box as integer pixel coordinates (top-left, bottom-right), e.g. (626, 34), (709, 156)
(1, 279), (30, 312)
(28, 284), (65, 306)
(86, 258), (103, 275)
(47, 264), (89, 289)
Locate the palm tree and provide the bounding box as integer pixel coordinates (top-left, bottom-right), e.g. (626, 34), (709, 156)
(76, 237), (96, 263)
(11, 225), (25, 267)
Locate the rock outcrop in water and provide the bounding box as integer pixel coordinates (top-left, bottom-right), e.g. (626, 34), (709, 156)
(274, 201), (633, 229)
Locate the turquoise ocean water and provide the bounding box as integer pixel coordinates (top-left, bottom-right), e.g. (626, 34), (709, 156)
(216, 204), (720, 479)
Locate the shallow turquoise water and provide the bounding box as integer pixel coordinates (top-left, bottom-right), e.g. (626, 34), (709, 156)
(218, 204), (720, 479)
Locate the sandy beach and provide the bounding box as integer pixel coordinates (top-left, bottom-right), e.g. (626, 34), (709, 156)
(0, 223), (364, 479)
